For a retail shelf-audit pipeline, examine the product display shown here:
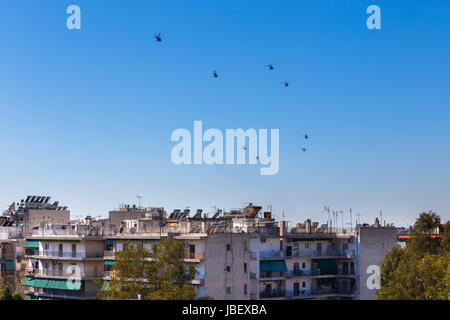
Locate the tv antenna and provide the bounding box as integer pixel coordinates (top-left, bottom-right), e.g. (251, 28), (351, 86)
(356, 213), (365, 225)
(137, 195), (143, 209)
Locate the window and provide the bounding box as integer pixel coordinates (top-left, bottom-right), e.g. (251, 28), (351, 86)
(243, 240), (248, 251)
(343, 243), (348, 251)
(302, 282), (306, 288)
(226, 287), (231, 294)
(244, 263), (247, 273)
(244, 284), (247, 295)
(226, 266), (231, 272)
(226, 244), (231, 251)
(44, 243), (49, 250)
(302, 262), (306, 269)
(304, 243), (310, 249)
(294, 282), (299, 296)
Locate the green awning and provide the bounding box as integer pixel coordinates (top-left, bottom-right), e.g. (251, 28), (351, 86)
(104, 260), (115, 265)
(107, 240), (114, 246)
(260, 260), (287, 272)
(25, 295), (38, 300)
(23, 277), (35, 286)
(5, 260), (15, 271)
(47, 280), (65, 290)
(33, 279), (49, 288)
(24, 240), (40, 248)
(317, 259), (337, 271)
(41, 279), (81, 290)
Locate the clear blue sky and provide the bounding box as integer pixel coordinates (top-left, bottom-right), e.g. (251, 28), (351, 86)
(0, 1), (449, 227)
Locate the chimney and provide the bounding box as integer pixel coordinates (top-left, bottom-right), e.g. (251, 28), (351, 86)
(280, 221), (286, 237)
(305, 219), (312, 233)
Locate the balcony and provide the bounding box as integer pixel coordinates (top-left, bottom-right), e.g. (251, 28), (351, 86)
(259, 251), (285, 259)
(33, 270), (104, 279)
(285, 270), (319, 278)
(29, 289), (98, 300)
(286, 288), (354, 299)
(260, 290), (285, 299)
(103, 250), (115, 258)
(184, 253), (204, 261)
(260, 271), (285, 279)
(25, 250), (103, 259)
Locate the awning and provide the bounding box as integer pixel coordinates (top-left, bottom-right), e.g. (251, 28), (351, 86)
(25, 295), (38, 300)
(62, 280), (82, 291)
(260, 260), (287, 272)
(23, 277), (35, 286)
(46, 279), (82, 290)
(24, 240), (40, 248)
(317, 259), (337, 271)
(292, 238), (333, 242)
(104, 260), (115, 265)
(107, 240), (114, 246)
(33, 279), (49, 288)
(5, 260), (15, 271)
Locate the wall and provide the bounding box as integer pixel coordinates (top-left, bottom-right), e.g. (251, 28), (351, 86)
(358, 227), (397, 300)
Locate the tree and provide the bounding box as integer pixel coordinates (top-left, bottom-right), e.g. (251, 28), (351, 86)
(414, 211), (440, 233)
(146, 238), (197, 300)
(98, 238), (198, 300)
(440, 222), (450, 253)
(377, 212), (450, 300)
(97, 242), (152, 300)
(0, 285), (13, 300)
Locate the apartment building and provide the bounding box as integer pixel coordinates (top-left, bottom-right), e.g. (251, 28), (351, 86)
(3, 196), (70, 235)
(23, 224), (105, 300)
(0, 197), (400, 300)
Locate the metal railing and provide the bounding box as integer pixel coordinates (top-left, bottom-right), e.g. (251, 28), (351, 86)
(260, 290), (286, 299)
(260, 271), (285, 279)
(286, 288), (354, 297)
(34, 270), (104, 278)
(25, 250), (103, 259)
(185, 253), (204, 260)
(285, 270), (319, 278)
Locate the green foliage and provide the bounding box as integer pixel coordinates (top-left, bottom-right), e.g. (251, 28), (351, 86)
(0, 285), (13, 300)
(98, 238), (198, 300)
(377, 211), (449, 300)
(414, 211), (440, 233)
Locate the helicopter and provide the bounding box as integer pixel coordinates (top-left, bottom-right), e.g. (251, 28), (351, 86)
(303, 134), (309, 139)
(281, 81), (291, 87)
(300, 147), (307, 152)
(213, 70), (218, 78)
(154, 33), (162, 42)
(265, 64), (275, 71)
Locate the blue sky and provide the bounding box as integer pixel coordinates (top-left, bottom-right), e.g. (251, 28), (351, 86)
(0, 1), (449, 227)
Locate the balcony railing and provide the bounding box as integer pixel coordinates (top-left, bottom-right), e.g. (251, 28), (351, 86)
(185, 253), (204, 260)
(259, 251), (285, 259)
(26, 250), (103, 259)
(260, 290), (286, 299)
(286, 288), (354, 298)
(260, 271), (285, 279)
(33, 270), (104, 278)
(285, 270), (319, 278)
